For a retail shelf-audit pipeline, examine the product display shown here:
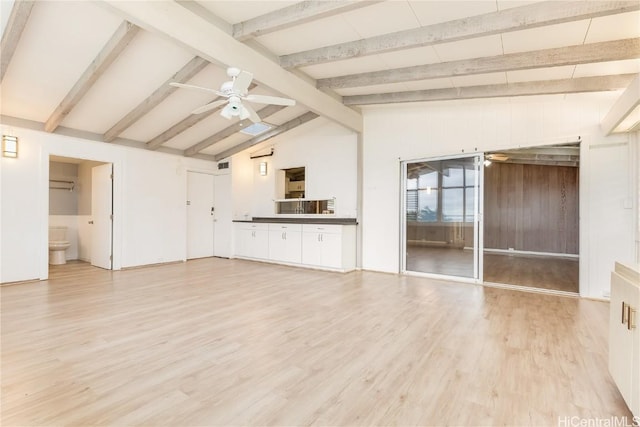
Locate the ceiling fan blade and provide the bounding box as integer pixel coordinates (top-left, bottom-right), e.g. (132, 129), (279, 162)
(170, 82), (226, 97)
(244, 94), (295, 106)
(191, 99), (227, 115)
(241, 103), (262, 123)
(232, 70), (253, 94)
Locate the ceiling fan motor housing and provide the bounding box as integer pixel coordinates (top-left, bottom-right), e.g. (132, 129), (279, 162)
(228, 96), (242, 113)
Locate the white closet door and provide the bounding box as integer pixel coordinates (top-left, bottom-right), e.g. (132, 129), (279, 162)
(214, 174), (232, 258)
(187, 172), (215, 260)
(91, 164), (113, 270)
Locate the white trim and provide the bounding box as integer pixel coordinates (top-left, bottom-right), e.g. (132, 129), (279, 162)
(483, 281), (579, 298)
(403, 269), (481, 285)
(484, 248), (579, 260)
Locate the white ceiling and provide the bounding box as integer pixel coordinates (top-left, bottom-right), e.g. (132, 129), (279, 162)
(0, 0), (638, 160)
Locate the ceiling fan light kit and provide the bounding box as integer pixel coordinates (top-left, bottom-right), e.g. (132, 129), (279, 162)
(170, 67), (295, 124)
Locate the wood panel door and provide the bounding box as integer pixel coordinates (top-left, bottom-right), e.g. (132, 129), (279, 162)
(483, 163), (578, 254)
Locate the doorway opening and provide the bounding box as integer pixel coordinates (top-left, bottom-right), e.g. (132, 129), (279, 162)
(186, 171), (231, 260)
(483, 143), (580, 293)
(48, 155), (113, 273)
(400, 143), (580, 294)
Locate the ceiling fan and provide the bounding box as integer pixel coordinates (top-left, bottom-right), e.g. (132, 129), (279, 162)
(170, 67), (295, 123)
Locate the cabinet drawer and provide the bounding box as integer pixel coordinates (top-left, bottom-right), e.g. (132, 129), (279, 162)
(302, 224), (342, 234)
(239, 223), (269, 231)
(268, 223), (302, 232)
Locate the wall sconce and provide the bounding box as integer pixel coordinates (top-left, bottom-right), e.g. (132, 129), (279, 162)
(259, 161), (267, 176)
(2, 135), (18, 158)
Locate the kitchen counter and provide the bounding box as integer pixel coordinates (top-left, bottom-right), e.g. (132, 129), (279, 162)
(233, 217), (357, 225)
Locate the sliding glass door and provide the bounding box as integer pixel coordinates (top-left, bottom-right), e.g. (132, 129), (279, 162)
(401, 154), (482, 281)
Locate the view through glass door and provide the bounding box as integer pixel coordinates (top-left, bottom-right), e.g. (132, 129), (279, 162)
(402, 155), (482, 281)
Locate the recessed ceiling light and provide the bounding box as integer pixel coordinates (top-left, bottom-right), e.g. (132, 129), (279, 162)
(240, 122), (273, 136)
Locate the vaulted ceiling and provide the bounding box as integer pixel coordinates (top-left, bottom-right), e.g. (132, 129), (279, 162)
(1, 1), (638, 161)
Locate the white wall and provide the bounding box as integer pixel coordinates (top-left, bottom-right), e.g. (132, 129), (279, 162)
(230, 117), (358, 219)
(49, 161), (78, 215)
(0, 125), (217, 283)
(361, 94), (637, 299)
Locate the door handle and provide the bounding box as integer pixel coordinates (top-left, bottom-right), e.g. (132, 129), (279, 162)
(211, 207), (215, 216)
(628, 305), (636, 330)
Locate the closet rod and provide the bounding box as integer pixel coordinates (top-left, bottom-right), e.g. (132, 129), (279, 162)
(49, 179), (75, 191)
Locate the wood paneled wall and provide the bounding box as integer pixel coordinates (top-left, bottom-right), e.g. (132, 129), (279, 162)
(484, 163), (579, 254)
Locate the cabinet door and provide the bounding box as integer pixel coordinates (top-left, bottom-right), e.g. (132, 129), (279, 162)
(302, 232), (322, 266)
(269, 230), (287, 262)
(609, 271), (639, 415)
(283, 231), (302, 264)
(235, 227), (251, 258)
(320, 232), (343, 269)
(253, 229), (270, 259)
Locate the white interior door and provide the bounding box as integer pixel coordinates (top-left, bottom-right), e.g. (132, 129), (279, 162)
(187, 172), (215, 259)
(91, 163), (113, 270)
(214, 174), (232, 258)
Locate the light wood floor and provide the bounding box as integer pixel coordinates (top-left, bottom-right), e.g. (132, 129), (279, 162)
(1, 259), (630, 426)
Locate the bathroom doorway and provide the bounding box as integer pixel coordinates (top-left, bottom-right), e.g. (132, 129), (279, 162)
(48, 156), (113, 271)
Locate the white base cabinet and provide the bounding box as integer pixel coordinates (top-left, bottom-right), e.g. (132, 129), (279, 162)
(302, 224), (355, 270)
(234, 223), (269, 260)
(268, 224), (302, 264)
(234, 222), (356, 272)
(609, 262), (639, 418)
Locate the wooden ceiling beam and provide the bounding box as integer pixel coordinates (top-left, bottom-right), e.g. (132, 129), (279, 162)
(233, 1), (383, 41)
(103, 56), (209, 142)
(214, 111), (319, 161)
(103, 1), (362, 132)
(343, 74), (636, 105)
(44, 21), (139, 133)
(281, 1), (640, 68)
(0, 0), (35, 82)
(601, 73), (640, 134)
(319, 38), (640, 89)
(184, 104), (287, 156)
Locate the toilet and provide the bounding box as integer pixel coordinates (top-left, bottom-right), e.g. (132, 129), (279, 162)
(49, 226), (71, 265)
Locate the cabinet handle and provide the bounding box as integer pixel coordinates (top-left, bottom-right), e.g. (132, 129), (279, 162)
(317, 234), (320, 242)
(628, 305), (636, 330)
(320, 234), (323, 242)
(622, 302), (628, 324)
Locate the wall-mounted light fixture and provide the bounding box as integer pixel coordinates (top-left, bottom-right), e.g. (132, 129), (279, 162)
(2, 135), (18, 158)
(259, 161), (267, 176)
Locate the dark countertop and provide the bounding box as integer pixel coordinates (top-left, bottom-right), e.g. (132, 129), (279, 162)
(233, 217), (358, 225)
